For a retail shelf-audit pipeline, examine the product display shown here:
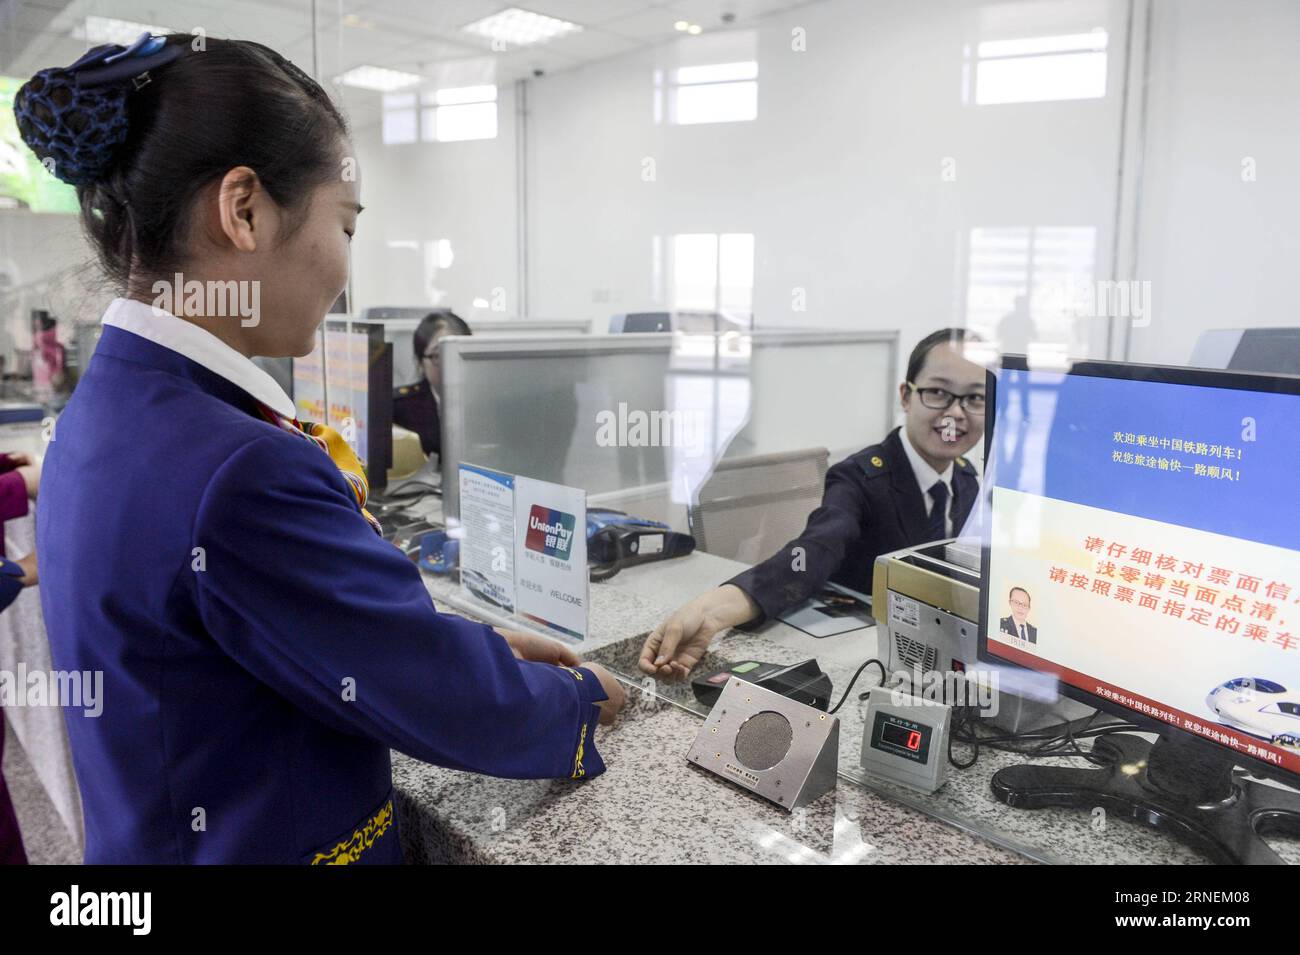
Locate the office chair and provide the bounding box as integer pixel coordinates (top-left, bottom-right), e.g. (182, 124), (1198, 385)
(688, 447), (830, 563)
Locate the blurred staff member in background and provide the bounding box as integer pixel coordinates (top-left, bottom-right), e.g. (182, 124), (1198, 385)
(640, 328), (988, 679)
(0, 450), (41, 865)
(18, 33), (623, 865)
(392, 310), (471, 458)
(31, 312), (67, 402)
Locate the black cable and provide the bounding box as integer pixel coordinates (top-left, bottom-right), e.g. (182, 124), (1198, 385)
(377, 478), (443, 501)
(947, 709), (1139, 769)
(962, 718), (1136, 751)
(948, 705), (981, 769)
(828, 658), (888, 714)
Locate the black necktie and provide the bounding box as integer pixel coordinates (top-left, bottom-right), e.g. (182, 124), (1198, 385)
(925, 480), (949, 541)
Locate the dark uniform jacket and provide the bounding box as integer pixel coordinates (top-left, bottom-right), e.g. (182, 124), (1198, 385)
(1000, 616), (1038, 644)
(727, 426), (981, 625)
(392, 378), (440, 456)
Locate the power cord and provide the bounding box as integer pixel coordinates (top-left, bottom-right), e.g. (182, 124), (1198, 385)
(946, 706), (1138, 769)
(828, 658), (888, 714)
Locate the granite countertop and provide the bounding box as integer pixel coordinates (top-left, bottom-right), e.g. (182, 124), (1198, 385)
(406, 565), (1026, 864)
(404, 548), (1300, 865)
(392, 680), (1026, 865)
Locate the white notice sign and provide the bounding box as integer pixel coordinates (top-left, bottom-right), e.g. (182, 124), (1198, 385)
(458, 464), (516, 612)
(513, 476), (588, 641)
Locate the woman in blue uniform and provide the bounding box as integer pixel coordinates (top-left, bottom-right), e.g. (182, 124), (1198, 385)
(16, 33), (624, 864)
(639, 328), (988, 679)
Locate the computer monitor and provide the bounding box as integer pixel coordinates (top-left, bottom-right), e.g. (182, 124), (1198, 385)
(1190, 327), (1300, 375)
(437, 330), (899, 521)
(979, 355), (1300, 863)
(439, 334), (677, 519)
(609, 310), (750, 335)
(292, 320), (392, 490)
(361, 308), (592, 386)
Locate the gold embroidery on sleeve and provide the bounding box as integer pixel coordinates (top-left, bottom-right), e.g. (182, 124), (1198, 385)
(572, 722), (589, 779)
(309, 799), (394, 865)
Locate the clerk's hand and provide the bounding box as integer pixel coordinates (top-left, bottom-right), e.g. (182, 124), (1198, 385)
(580, 661), (626, 725)
(638, 584), (759, 681)
(497, 627), (581, 667)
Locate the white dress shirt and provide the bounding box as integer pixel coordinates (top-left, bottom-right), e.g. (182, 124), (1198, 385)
(898, 425), (956, 537)
(101, 297), (296, 419)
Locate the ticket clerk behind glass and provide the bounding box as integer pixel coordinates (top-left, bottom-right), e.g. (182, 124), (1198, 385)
(640, 328), (989, 679)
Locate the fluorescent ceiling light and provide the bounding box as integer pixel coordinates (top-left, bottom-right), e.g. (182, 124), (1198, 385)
(78, 16), (170, 46)
(336, 65), (422, 92)
(462, 7), (582, 47)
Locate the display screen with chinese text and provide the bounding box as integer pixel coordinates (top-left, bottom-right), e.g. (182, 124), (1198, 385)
(985, 362), (1300, 777)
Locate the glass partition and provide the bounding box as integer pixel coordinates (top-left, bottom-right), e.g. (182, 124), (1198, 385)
(7, 0), (1300, 867)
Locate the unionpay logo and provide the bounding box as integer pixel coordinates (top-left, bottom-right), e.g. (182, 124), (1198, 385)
(525, 505), (576, 560)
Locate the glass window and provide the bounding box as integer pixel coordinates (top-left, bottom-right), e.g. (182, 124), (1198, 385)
(971, 32), (1109, 105)
(421, 86), (498, 142)
(672, 61), (758, 125)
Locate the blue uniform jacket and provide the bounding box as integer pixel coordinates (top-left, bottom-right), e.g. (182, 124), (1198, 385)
(36, 324), (607, 864)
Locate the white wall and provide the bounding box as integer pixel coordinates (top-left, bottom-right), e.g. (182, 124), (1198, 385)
(6, 0), (1297, 379)
(348, 83), (520, 321)
(522, 0), (1129, 370)
(347, 0), (1132, 371)
(1126, 0), (1300, 366)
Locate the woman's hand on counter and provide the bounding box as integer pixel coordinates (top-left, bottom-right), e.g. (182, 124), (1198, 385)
(498, 627), (582, 667)
(580, 662), (626, 725)
(638, 584), (759, 681)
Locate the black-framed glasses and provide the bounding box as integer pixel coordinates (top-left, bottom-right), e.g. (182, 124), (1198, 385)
(421, 349), (438, 364)
(907, 381), (986, 415)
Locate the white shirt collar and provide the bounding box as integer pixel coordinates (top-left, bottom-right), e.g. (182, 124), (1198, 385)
(101, 297), (296, 419)
(898, 425), (954, 497)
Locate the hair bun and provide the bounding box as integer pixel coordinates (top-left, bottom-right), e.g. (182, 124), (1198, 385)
(12, 33), (185, 186)
(14, 70), (131, 186)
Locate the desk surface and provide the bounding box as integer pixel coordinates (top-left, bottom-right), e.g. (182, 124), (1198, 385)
(406, 548), (1300, 864)
(392, 688), (1023, 865)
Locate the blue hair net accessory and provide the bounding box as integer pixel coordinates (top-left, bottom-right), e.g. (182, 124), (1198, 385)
(12, 32), (184, 186)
